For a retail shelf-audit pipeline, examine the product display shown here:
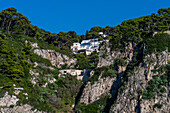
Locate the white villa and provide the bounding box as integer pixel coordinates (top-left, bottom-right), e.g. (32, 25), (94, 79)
(71, 38), (103, 55)
(59, 69), (94, 82)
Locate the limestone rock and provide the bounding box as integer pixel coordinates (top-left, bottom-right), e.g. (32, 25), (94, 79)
(109, 50), (170, 113)
(0, 92), (19, 107)
(0, 92), (42, 113)
(34, 49), (77, 68)
(79, 76), (116, 104)
(0, 104), (42, 113)
(98, 42), (134, 68)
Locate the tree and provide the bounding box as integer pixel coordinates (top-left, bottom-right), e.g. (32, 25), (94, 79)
(35, 32), (41, 39)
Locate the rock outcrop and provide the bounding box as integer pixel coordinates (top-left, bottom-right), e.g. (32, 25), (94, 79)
(0, 92), (42, 113)
(98, 41), (133, 68)
(0, 104), (42, 113)
(79, 42), (135, 105)
(109, 50), (170, 113)
(34, 49), (77, 68)
(0, 92), (19, 107)
(140, 92), (169, 113)
(79, 76), (116, 104)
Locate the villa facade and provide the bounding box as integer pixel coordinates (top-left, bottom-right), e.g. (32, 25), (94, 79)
(71, 38), (103, 55)
(59, 69), (94, 82)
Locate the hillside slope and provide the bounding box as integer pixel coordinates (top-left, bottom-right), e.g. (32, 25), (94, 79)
(0, 7), (169, 113)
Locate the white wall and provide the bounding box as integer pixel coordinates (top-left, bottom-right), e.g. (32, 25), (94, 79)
(81, 40), (91, 44)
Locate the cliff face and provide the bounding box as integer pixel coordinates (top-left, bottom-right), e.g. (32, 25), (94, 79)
(109, 50), (170, 113)
(79, 42), (135, 105)
(140, 93), (169, 113)
(34, 49), (77, 68)
(79, 76), (116, 104)
(77, 39), (169, 113)
(97, 41), (133, 68)
(0, 92), (42, 113)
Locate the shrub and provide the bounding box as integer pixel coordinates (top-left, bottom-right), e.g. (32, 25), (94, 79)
(153, 104), (162, 109)
(146, 33), (170, 53)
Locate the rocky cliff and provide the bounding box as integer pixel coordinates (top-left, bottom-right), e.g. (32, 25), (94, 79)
(79, 76), (116, 104)
(97, 41), (134, 68)
(77, 39), (170, 113)
(0, 92), (42, 113)
(34, 49), (77, 68)
(109, 50), (170, 113)
(79, 42), (135, 105)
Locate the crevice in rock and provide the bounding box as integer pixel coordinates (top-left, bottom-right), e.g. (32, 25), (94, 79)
(103, 82), (119, 113)
(107, 43), (145, 112)
(74, 83), (86, 105)
(135, 95), (141, 113)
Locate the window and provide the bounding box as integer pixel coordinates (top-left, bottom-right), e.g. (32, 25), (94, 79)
(81, 72), (84, 76)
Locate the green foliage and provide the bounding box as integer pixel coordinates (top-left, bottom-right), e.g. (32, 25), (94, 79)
(75, 52), (99, 69)
(89, 65), (117, 84)
(90, 26), (105, 32)
(0, 89), (6, 98)
(75, 96), (110, 113)
(142, 63), (169, 99)
(87, 32), (99, 38)
(0, 39), (26, 87)
(11, 33), (71, 57)
(115, 57), (128, 66)
(0, 33), (6, 39)
(153, 103), (163, 109)
(0, 7), (83, 57)
(98, 37), (104, 41)
(145, 33), (170, 53)
(0, 7), (169, 112)
(0, 32), (58, 112)
(31, 54), (52, 66)
(35, 32), (41, 40)
(75, 54), (90, 69)
(107, 8), (170, 51)
(75, 103), (99, 113)
(55, 75), (82, 109)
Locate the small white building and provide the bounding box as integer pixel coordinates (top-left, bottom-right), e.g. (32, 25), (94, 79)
(71, 43), (81, 54)
(73, 43), (80, 47)
(71, 38), (103, 55)
(81, 40), (91, 44)
(59, 69), (94, 82)
(80, 43), (91, 50)
(59, 69), (83, 76)
(101, 34), (108, 38)
(98, 32), (104, 35)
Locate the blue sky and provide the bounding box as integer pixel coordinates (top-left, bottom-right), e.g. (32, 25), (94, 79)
(0, 0), (169, 35)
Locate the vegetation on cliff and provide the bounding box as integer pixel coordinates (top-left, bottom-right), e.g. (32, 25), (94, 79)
(0, 7), (169, 112)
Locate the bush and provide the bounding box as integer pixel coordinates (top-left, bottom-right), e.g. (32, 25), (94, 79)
(9, 104), (15, 108)
(75, 96), (110, 113)
(146, 33), (170, 53)
(0, 33), (6, 39)
(153, 104), (162, 109)
(89, 65), (117, 84)
(142, 63), (169, 99)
